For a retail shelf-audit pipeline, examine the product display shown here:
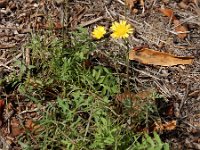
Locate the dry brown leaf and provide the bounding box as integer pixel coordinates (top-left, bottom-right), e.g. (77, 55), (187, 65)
(115, 90), (154, 103)
(173, 19), (188, 39)
(0, 99), (4, 110)
(10, 118), (44, 137)
(115, 90), (155, 118)
(159, 8), (188, 39)
(0, 99), (5, 126)
(134, 90), (154, 100)
(25, 119), (34, 130)
(159, 8), (176, 20)
(178, 1), (189, 9)
(115, 91), (135, 103)
(129, 48), (194, 66)
(54, 21), (63, 29)
(125, 0), (144, 13)
(165, 105), (174, 116)
(10, 118), (24, 137)
(25, 119), (44, 134)
(154, 120), (177, 131)
(125, 0), (138, 10)
(163, 120), (177, 130)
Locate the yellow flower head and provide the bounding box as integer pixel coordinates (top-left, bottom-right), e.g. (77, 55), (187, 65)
(111, 20), (133, 39)
(91, 26), (106, 39)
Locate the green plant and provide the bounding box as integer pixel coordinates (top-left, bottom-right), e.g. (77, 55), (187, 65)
(11, 27), (169, 150)
(128, 132), (169, 150)
(16, 27), (121, 149)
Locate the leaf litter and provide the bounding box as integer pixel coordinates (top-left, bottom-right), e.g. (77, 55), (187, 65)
(129, 47), (194, 66)
(0, 0), (200, 149)
(159, 7), (189, 39)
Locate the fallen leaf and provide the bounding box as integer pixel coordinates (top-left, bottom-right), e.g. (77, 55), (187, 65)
(159, 8), (176, 20)
(173, 19), (188, 39)
(134, 90), (154, 100)
(54, 21), (63, 29)
(0, 99), (5, 126)
(125, 0), (138, 10)
(0, 99), (4, 110)
(10, 118), (24, 137)
(125, 0), (144, 13)
(115, 91), (134, 103)
(115, 90), (155, 119)
(178, 1), (189, 9)
(25, 119), (34, 130)
(153, 120), (177, 131)
(129, 48), (194, 66)
(159, 8), (188, 39)
(139, 120), (176, 133)
(25, 119), (43, 134)
(116, 89), (154, 103)
(165, 104), (174, 116)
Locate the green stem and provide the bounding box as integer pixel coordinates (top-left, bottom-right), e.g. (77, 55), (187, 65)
(127, 52), (130, 92)
(124, 39), (130, 92)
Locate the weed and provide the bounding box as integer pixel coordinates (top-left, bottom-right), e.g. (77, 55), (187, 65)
(3, 27), (169, 149)
(128, 132), (170, 150)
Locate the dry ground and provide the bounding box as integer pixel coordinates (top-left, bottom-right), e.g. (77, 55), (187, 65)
(0, 0), (200, 149)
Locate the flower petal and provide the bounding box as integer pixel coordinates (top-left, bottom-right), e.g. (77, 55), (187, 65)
(110, 20), (134, 39)
(92, 26), (106, 39)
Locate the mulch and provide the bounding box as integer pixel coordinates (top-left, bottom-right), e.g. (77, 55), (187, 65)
(0, 0), (200, 149)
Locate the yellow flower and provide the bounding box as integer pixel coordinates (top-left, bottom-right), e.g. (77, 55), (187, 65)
(111, 20), (133, 39)
(91, 26), (106, 39)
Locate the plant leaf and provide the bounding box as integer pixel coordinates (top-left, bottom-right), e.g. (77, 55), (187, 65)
(129, 48), (194, 66)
